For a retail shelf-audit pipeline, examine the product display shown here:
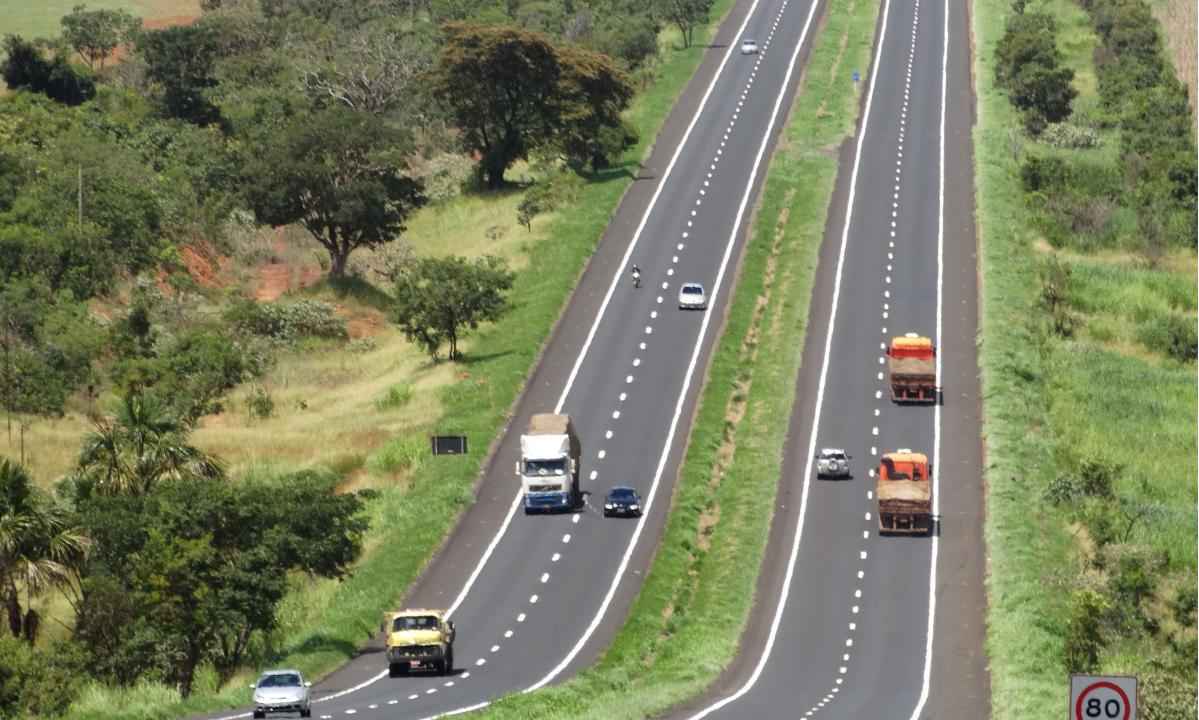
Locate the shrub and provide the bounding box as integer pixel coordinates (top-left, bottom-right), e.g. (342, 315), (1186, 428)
(516, 171), (585, 230)
(375, 382), (413, 410)
(1063, 589), (1109, 673)
(224, 299), (348, 342)
(368, 435), (427, 474)
(245, 384), (275, 420)
(1041, 122), (1101, 149)
(1136, 312), (1197, 362)
(410, 152), (476, 203)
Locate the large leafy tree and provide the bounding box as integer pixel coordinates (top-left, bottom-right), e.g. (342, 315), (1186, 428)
(392, 254), (515, 360)
(0, 459), (90, 644)
(138, 23), (223, 125)
(241, 106), (426, 278)
(76, 392), (224, 496)
(434, 23), (633, 187)
(60, 4), (142, 71)
(653, 0), (714, 47)
(0, 36), (95, 106)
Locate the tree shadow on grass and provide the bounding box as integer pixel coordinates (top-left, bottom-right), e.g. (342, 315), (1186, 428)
(305, 275), (396, 311)
(455, 349), (515, 366)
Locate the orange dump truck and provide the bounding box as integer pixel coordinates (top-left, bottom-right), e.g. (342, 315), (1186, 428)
(877, 450), (932, 535)
(886, 334), (937, 403)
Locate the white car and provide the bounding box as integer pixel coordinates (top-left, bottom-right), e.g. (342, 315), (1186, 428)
(816, 448), (851, 478)
(252, 669), (312, 718)
(678, 282), (707, 310)
(740, 38), (759, 54)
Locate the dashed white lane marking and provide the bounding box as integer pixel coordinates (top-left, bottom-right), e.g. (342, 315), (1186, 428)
(572, 514), (580, 524)
(605, 429), (614, 439)
(875, 390), (883, 399)
(612, 410), (620, 419)
(625, 374), (634, 383)
(426, 688), (437, 694)
(346, 709), (357, 714)
(461, 672), (471, 678)
(408, 694), (419, 700)
(491, 644), (500, 652)
(850, 622), (857, 630)
(475, 659), (486, 667)
(847, 637), (855, 646)
(445, 681), (455, 688)
(590, 470), (599, 480)
(562, 533), (571, 543)
(620, 391), (628, 401)
(865, 511), (872, 520)
(387, 699), (398, 705)
(368, 705), (377, 710)
(867, 490), (873, 499)
(598, 450), (607, 459)
(871, 446), (878, 455)
(657, 296), (664, 304)
(552, 552), (561, 562)
(860, 550), (868, 559)
(540, 572), (550, 583)
(530, 593), (539, 603)
(852, 606), (859, 614)
(863, 530), (870, 539)
(854, 589), (862, 598)
(505, 629), (514, 638)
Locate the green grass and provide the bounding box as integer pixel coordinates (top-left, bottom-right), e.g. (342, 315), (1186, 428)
(57, 1), (764, 717)
(0, 0), (198, 40)
(974, 0), (1198, 717)
(463, 0), (884, 715)
(973, 0), (1076, 715)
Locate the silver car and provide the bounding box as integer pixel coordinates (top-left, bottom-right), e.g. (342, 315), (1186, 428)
(678, 282), (708, 310)
(816, 448), (851, 478)
(252, 670), (312, 718)
(740, 38), (759, 54)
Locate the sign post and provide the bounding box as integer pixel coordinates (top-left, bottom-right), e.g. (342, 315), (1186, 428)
(1070, 675), (1137, 720)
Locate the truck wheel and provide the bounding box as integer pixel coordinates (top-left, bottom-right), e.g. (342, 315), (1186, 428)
(301, 708), (312, 718)
(253, 712), (265, 719)
(445, 648), (454, 674)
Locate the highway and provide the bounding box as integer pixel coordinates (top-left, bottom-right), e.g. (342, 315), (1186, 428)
(205, 0), (838, 717)
(667, 0), (990, 714)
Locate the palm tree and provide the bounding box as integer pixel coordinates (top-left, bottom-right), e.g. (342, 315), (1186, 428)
(0, 458), (90, 643)
(77, 392), (224, 496)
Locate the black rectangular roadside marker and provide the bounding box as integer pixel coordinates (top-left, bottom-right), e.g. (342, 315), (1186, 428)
(431, 435), (468, 456)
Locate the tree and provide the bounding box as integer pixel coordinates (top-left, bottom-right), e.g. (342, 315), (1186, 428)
(76, 392), (224, 496)
(654, 0), (714, 47)
(138, 23), (223, 125)
(60, 4), (142, 71)
(1, 35), (96, 106)
(296, 21), (438, 122)
(434, 23), (633, 187)
(392, 254), (515, 360)
(1010, 60), (1077, 133)
(0, 459), (90, 644)
(241, 107), (426, 278)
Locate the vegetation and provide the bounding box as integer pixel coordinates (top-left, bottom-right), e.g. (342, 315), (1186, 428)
(392, 254), (516, 360)
(977, 0), (1196, 715)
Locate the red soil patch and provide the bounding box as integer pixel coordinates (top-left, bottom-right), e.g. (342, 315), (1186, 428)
(253, 228), (324, 302)
(345, 308), (386, 339)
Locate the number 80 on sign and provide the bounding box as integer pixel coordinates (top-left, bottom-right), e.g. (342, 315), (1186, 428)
(1070, 675), (1137, 720)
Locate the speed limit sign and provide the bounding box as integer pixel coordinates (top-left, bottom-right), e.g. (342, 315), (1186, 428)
(1070, 675), (1137, 720)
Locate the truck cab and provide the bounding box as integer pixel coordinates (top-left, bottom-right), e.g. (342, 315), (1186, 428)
(385, 609), (455, 677)
(518, 413), (581, 513)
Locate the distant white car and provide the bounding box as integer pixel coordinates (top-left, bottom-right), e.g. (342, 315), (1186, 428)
(740, 38), (759, 54)
(678, 282), (707, 310)
(816, 448), (851, 478)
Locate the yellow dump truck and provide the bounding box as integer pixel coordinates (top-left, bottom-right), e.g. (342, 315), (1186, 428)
(384, 609), (455, 677)
(886, 334), (937, 403)
(877, 450), (932, 535)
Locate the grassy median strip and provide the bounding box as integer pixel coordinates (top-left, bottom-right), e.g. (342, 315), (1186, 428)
(473, 0), (882, 716)
(61, 7), (747, 720)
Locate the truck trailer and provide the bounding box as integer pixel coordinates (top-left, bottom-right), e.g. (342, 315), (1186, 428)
(877, 450), (932, 535)
(886, 334), (938, 403)
(517, 413), (581, 513)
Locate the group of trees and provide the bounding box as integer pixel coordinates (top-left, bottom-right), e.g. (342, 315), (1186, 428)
(994, 4), (1077, 134)
(0, 392), (370, 708)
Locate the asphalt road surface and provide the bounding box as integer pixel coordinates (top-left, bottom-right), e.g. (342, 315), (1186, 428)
(667, 0), (990, 715)
(205, 0), (838, 717)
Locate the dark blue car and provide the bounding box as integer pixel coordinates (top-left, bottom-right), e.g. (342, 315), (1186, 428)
(603, 486), (643, 518)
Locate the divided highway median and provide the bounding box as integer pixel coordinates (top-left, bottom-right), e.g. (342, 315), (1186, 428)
(471, 0), (886, 715)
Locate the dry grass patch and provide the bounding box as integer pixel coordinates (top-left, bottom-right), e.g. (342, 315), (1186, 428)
(1152, 0), (1197, 112)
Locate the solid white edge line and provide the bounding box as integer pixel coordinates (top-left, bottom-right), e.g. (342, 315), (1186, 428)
(684, 0), (896, 713)
(905, 0), (947, 715)
(525, 0), (823, 694)
(444, 0), (769, 630)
